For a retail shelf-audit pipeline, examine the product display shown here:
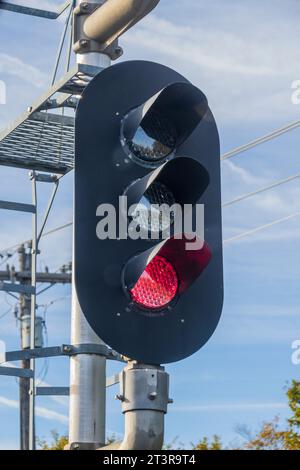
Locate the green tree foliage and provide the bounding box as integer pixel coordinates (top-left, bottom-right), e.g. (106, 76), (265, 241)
(38, 381), (300, 451)
(37, 430), (68, 450)
(193, 435), (222, 450)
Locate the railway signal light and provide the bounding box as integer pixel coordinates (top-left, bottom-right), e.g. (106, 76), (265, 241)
(75, 60), (223, 364)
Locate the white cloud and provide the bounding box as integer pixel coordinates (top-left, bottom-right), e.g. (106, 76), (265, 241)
(125, 15), (279, 78)
(0, 395), (68, 424)
(172, 402), (287, 413)
(0, 361), (69, 406)
(35, 404), (68, 424)
(0, 53), (48, 88)
(122, 4), (300, 124)
(223, 160), (267, 186)
(251, 186), (300, 214)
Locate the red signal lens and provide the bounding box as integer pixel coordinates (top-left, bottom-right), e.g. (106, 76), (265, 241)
(130, 255), (178, 309)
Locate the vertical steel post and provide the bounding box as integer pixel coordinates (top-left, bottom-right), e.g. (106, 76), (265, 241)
(68, 0), (111, 450)
(18, 244), (31, 450)
(68, 282), (107, 448)
(29, 172), (37, 450)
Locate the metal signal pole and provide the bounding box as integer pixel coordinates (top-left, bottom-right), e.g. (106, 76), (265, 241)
(67, 0), (110, 450)
(69, 0), (170, 451)
(0, 245), (72, 450)
(18, 244), (31, 450)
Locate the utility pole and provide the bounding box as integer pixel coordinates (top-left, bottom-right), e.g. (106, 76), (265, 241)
(18, 244), (31, 451)
(0, 245), (72, 450)
(69, 0), (168, 451)
(67, 0), (110, 451)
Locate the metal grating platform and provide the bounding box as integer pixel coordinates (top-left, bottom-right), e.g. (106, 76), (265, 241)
(0, 64), (102, 175)
(0, 112), (74, 174)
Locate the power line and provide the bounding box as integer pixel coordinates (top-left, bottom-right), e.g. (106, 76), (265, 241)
(0, 222), (73, 255)
(1, 169), (300, 252)
(1, 118), (300, 254)
(221, 119), (300, 161)
(223, 172), (300, 208)
(0, 306), (13, 321)
(2, 204), (300, 254)
(224, 211), (300, 244)
(40, 222), (73, 239)
(4, 210), (300, 251)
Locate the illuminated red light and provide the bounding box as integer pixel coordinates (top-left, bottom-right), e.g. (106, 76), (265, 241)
(130, 255), (178, 309)
(127, 235), (211, 311)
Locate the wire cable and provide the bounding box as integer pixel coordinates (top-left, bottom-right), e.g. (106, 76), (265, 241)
(223, 171), (300, 208)
(221, 119), (300, 161)
(224, 210), (300, 244)
(1, 169), (300, 252)
(0, 222), (73, 255)
(0, 306), (12, 321)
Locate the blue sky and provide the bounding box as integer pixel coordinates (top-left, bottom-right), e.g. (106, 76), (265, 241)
(0, 0), (300, 449)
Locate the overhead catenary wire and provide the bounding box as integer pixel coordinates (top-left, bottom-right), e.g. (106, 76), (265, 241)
(3, 120), (300, 253)
(221, 119), (300, 161)
(0, 138), (300, 254)
(2, 170), (300, 253)
(0, 222), (73, 255)
(224, 210), (300, 244)
(4, 187), (300, 251)
(0, 306), (13, 321)
(222, 171), (300, 208)
(2, 208), (300, 252)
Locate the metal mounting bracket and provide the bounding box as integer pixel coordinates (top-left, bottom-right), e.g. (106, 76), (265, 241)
(35, 374), (119, 396)
(73, 2), (123, 60)
(0, 281), (35, 295)
(0, 200), (36, 214)
(0, 1), (71, 20)
(0, 366), (34, 379)
(1, 343), (125, 364)
(118, 363), (171, 414)
(67, 442), (102, 450)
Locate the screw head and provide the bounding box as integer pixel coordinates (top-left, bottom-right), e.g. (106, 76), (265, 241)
(115, 46), (123, 57)
(115, 394), (125, 402)
(80, 39), (89, 48)
(148, 392), (157, 401)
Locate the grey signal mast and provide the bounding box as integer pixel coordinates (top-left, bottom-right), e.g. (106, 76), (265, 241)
(0, 0), (173, 451)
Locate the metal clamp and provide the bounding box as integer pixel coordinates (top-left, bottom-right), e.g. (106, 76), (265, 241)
(29, 172), (58, 183)
(67, 442), (102, 450)
(117, 362), (172, 414)
(35, 374), (119, 396)
(2, 343), (124, 364)
(73, 2), (123, 60)
(0, 281), (35, 295)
